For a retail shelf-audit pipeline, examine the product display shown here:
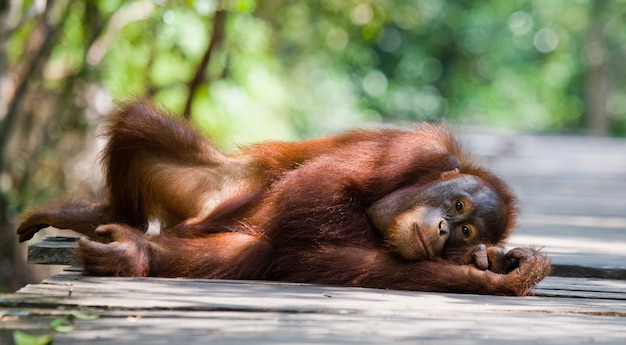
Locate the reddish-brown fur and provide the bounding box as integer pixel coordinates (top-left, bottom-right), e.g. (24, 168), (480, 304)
(17, 100), (550, 296)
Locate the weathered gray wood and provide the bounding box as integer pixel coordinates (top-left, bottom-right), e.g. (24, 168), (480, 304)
(27, 236), (79, 265)
(1, 272), (625, 344)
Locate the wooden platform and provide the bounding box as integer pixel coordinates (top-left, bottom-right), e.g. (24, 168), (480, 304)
(1, 131), (626, 344)
(1, 272), (625, 344)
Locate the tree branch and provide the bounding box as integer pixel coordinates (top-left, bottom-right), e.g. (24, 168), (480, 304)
(0, 0), (71, 174)
(183, 10), (227, 119)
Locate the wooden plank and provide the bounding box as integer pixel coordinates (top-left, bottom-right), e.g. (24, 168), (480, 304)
(3, 309), (625, 345)
(509, 225), (626, 278)
(511, 194), (626, 217)
(4, 274), (625, 316)
(536, 277), (626, 299)
(1, 273), (625, 344)
(28, 236), (79, 265)
(4, 274), (625, 320)
(3, 308), (623, 345)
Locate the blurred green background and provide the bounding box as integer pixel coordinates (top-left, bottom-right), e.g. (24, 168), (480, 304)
(1, 0), (625, 291)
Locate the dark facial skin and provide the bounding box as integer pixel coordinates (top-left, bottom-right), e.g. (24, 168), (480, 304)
(367, 172), (508, 261)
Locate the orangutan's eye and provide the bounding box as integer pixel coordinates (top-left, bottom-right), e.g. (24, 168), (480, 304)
(461, 225), (470, 236)
(455, 200), (463, 212)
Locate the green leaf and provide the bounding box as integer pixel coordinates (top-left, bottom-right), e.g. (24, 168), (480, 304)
(70, 311), (99, 320)
(12, 330), (53, 345)
(49, 316), (74, 333)
(235, 0), (256, 13)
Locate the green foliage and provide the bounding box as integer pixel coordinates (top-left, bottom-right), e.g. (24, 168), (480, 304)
(5, 0), (626, 140)
(11, 312), (99, 345)
(13, 331), (53, 345)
